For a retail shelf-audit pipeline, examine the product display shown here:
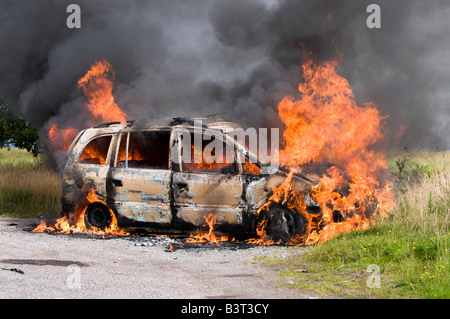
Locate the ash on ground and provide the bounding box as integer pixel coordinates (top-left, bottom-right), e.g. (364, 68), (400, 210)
(127, 235), (179, 247)
(24, 220), (262, 252)
(127, 235), (257, 252)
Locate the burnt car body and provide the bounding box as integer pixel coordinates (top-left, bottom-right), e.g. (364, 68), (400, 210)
(61, 117), (319, 241)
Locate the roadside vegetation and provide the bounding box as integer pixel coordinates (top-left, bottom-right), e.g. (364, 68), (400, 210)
(0, 148), (61, 218)
(275, 151), (450, 298)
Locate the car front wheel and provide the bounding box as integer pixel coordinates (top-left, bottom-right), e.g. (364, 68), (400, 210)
(84, 202), (112, 230)
(258, 204), (307, 243)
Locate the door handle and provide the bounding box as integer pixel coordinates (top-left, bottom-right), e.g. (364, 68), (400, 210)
(177, 183), (189, 193)
(112, 179), (123, 187)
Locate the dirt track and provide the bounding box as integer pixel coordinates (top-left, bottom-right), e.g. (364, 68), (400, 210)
(0, 218), (318, 299)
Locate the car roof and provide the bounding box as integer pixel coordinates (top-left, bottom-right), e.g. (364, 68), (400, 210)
(88, 116), (242, 133)
(78, 116), (259, 164)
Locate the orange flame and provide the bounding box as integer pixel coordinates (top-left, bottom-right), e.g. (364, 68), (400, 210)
(47, 123), (78, 156)
(32, 188), (129, 236)
(47, 59), (127, 155)
(77, 59), (126, 124)
(37, 59), (130, 236)
(38, 55), (394, 245)
(186, 213), (232, 244)
(246, 218), (274, 246)
(253, 53), (395, 245)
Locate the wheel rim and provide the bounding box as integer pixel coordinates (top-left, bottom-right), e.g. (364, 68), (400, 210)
(265, 209), (296, 242)
(85, 205), (111, 230)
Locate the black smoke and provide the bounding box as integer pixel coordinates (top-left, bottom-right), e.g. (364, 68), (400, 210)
(0, 0), (449, 162)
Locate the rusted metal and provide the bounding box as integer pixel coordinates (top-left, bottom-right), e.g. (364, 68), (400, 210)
(61, 117), (317, 237)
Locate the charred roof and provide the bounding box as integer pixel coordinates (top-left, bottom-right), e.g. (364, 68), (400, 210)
(92, 116), (243, 133)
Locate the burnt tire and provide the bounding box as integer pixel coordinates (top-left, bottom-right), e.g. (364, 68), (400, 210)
(84, 202), (112, 230)
(258, 204), (307, 243)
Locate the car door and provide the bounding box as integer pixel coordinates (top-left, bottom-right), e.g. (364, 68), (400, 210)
(107, 129), (173, 227)
(171, 128), (245, 228)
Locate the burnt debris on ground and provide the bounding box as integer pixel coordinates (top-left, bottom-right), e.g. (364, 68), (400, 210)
(24, 221), (265, 252)
(128, 234), (261, 252)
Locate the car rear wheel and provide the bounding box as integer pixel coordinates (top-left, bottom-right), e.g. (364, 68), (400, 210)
(258, 204), (307, 243)
(84, 202), (112, 230)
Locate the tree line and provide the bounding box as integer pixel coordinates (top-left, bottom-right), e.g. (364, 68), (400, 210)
(0, 103), (40, 156)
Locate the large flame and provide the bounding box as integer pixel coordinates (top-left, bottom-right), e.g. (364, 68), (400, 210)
(37, 56), (395, 244)
(186, 213), (232, 245)
(77, 59), (126, 124)
(36, 59), (129, 236)
(47, 59), (127, 155)
(33, 188), (130, 236)
(253, 54), (395, 245)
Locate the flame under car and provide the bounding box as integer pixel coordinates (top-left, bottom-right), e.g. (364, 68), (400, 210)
(61, 117), (320, 241)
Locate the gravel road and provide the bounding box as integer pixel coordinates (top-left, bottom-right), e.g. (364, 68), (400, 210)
(0, 218), (317, 299)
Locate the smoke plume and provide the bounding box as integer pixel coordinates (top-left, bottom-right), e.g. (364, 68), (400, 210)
(0, 0), (449, 164)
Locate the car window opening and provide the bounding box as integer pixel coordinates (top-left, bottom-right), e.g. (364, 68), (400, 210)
(117, 131), (170, 170)
(77, 135), (112, 165)
(181, 132), (236, 174)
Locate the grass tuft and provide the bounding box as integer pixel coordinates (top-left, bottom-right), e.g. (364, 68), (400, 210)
(0, 148), (61, 218)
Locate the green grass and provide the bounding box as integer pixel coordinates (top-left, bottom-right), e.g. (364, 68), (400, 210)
(274, 151), (450, 299)
(388, 151), (450, 188)
(0, 148), (61, 218)
(0, 147), (42, 167)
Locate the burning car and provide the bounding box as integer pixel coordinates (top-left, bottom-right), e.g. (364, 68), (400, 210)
(60, 117), (320, 242)
(35, 57), (394, 246)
